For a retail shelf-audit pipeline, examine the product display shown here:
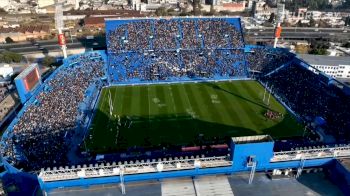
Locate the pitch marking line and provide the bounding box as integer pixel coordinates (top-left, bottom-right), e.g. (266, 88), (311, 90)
(181, 84), (198, 120)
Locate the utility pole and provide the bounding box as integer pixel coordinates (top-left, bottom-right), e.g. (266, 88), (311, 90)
(55, 0), (68, 58)
(273, 1), (285, 48)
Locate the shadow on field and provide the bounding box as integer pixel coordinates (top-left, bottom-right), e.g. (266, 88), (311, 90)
(83, 98), (303, 161)
(200, 81), (279, 112)
(84, 109), (258, 158)
(261, 113), (303, 138)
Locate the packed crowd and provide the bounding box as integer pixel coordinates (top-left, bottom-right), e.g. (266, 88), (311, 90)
(246, 47), (295, 75)
(107, 18), (244, 52)
(109, 49), (247, 82)
(106, 18), (247, 82)
(198, 19), (244, 49)
(262, 63), (350, 142)
(154, 20), (179, 49)
(2, 52), (105, 169)
(264, 110), (283, 120)
(180, 20), (201, 49)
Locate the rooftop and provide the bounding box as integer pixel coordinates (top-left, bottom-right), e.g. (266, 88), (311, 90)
(232, 135), (273, 144)
(298, 54), (350, 66)
(84, 16), (117, 25)
(0, 25), (49, 34)
(64, 10), (144, 17)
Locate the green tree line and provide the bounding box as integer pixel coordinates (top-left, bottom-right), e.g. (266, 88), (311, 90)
(0, 51), (24, 63)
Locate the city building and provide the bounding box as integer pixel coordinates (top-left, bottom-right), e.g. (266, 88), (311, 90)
(0, 25), (50, 42)
(299, 54), (350, 79)
(215, 2), (246, 12)
(37, 0), (55, 8)
(0, 0), (10, 9)
(0, 64), (14, 78)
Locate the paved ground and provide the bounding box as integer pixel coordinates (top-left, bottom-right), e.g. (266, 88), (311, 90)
(49, 180), (161, 196)
(48, 172), (343, 196)
(229, 172), (343, 196)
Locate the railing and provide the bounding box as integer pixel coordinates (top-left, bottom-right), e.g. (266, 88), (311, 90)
(38, 145), (350, 182)
(271, 145), (350, 162)
(39, 156), (232, 182)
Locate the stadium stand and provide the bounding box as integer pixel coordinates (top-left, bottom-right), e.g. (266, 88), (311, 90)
(1, 52), (107, 170)
(106, 18), (246, 83)
(260, 61), (350, 143)
(2, 17), (350, 174)
(245, 46), (295, 75)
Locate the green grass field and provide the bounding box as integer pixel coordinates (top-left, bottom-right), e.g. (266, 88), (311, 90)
(86, 80), (303, 154)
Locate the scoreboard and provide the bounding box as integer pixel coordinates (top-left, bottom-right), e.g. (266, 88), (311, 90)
(15, 64), (42, 104)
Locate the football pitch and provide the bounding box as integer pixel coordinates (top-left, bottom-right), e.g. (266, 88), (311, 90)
(86, 80), (303, 154)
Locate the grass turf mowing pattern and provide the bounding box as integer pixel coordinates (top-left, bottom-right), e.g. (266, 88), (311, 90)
(87, 80), (303, 154)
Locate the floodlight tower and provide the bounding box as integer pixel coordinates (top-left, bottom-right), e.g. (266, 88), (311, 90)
(273, 0), (285, 48)
(55, 0), (68, 58)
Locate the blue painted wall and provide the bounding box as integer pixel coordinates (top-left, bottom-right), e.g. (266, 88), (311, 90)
(231, 140), (274, 170)
(41, 157), (336, 192)
(14, 78), (29, 104)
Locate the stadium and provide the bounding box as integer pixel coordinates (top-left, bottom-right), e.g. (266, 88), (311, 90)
(1, 17), (350, 195)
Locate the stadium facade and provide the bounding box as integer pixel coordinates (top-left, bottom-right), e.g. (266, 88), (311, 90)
(1, 17), (350, 195)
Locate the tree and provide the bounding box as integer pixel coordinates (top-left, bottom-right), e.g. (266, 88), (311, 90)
(342, 42), (350, 48)
(5, 37), (14, 44)
(309, 18), (316, 27)
(209, 4), (216, 15)
(309, 39), (330, 55)
(179, 11), (189, 16)
(309, 48), (328, 55)
(268, 13), (275, 23)
(155, 7), (168, 16)
(41, 56), (56, 67)
(193, 0), (201, 16)
(0, 51), (23, 63)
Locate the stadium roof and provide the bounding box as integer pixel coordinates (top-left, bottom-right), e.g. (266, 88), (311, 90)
(232, 135), (273, 144)
(298, 54), (350, 66)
